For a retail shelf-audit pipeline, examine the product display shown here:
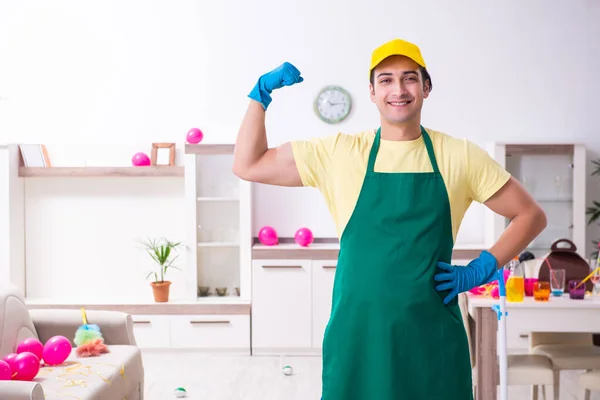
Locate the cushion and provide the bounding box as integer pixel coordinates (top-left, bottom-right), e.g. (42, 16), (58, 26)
(472, 354), (553, 386)
(36, 345), (143, 400)
(532, 344), (600, 370)
(580, 370), (600, 391)
(0, 284), (38, 358)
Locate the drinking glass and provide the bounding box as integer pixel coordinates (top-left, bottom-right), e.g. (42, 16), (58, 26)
(568, 280), (586, 300)
(533, 281), (550, 302)
(550, 269), (566, 297)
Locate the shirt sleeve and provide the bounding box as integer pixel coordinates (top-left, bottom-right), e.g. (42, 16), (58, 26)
(290, 133), (342, 189)
(464, 139), (512, 203)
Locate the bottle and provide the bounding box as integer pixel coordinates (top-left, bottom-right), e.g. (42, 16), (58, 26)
(506, 257), (525, 302)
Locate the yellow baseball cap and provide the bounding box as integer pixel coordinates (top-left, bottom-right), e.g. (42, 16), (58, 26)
(369, 38), (426, 78)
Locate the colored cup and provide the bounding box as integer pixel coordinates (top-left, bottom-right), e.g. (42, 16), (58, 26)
(568, 280), (586, 300)
(533, 281), (550, 302)
(524, 278), (538, 297)
(550, 269), (566, 297)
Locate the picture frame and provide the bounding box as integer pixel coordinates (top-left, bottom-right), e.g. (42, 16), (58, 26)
(151, 143), (176, 166)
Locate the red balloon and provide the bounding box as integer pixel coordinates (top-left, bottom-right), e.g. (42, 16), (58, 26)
(131, 152), (151, 167)
(186, 128), (204, 144)
(258, 226), (278, 246)
(294, 227), (314, 247)
(2, 353), (18, 371)
(0, 360), (11, 381)
(16, 338), (44, 361)
(12, 352), (39, 381)
(42, 335), (72, 366)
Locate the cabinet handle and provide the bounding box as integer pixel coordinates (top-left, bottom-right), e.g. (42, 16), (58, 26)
(519, 334), (529, 338)
(262, 265), (303, 269)
(134, 320), (151, 324)
(190, 320), (230, 324)
(322, 265), (336, 269)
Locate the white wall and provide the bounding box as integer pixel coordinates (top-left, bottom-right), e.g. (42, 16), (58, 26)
(1, 0), (599, 297)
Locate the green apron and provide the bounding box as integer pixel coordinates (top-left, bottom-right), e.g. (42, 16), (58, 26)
(321, 126), (473, 399)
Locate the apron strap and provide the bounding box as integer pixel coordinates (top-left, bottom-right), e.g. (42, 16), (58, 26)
(421, 126), (440, 174)
(366, 128), (382, 173)
(367, 126), (440, 174)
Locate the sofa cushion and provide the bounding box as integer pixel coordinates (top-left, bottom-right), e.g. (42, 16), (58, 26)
(36, 345), (143, 400)
(532, 344), (600, 370)
(0, 284), (38, 358)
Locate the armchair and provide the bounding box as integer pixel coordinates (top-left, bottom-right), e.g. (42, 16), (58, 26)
(0, 284), (144, 400)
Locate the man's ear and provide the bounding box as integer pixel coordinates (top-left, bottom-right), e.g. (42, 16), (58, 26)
(423, 81), (431, 99)
(369, 83), (375, 102)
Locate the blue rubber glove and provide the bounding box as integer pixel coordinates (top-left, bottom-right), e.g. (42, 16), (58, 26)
(434, 250), (499, 305)
(248, 62), (304, 110)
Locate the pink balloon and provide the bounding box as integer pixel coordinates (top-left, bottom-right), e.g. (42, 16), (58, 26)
(294, 227), (314, 247)
(131, 152), (151, 166)
(3, 353), (18, 371)
(0, 360), (11, 381)
(12, 352), (39, 381)
(42, 336), (72, 366)
(258, 226), (278, 246)
(186, 128), (204, 144)
(17, 338), (44, 361)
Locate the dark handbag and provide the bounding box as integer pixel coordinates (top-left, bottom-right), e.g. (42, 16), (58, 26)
(537, 239), (593, 292)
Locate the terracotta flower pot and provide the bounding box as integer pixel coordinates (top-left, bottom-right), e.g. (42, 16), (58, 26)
(151, 281), (171, 302)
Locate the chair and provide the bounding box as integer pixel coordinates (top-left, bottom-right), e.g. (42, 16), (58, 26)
(0, 283), (144, 399)
(579, 370), (600, 400)
(459, 293), (554, 400)
(530, 332), (600, 400)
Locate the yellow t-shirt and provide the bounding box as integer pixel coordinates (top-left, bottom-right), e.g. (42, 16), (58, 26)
(290, 127), (511, 241)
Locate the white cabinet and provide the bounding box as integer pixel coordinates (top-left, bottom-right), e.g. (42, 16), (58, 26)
(251, 259), (313, 354)
(185, 144), (253, 304)
(311, 260), (337, 349)
(170, 314), (250, 353)
(131, 315), (171, 349)
(131, 313), (250, 353)
(488, 143), (588, 257)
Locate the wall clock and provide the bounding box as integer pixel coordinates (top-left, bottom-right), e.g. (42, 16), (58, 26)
(313, 85), (352, 124)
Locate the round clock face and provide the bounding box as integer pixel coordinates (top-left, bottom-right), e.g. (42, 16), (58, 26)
(314, 85), (352, 124)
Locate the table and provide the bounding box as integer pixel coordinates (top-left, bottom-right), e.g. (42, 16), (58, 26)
(466, 293), (600, 400)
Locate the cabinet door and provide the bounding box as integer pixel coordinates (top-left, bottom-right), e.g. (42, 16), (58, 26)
(312, 260), (337, 349)
(131, 315), (170, 348)
(251, 259), (312, 353)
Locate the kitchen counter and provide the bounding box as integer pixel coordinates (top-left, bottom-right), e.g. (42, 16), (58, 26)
(251, 238), (484, 260)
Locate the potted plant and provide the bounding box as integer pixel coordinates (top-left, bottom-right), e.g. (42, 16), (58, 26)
(586, 158), (600, 259)
(140, 237), (183, 302)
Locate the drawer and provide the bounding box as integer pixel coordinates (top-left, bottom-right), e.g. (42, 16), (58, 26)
(169, 314), (250, 352)
(131, 315), (170, 348)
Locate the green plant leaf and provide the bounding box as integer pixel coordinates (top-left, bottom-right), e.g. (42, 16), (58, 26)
(587, 202), (600, 225)
(591, 158), (600, 176)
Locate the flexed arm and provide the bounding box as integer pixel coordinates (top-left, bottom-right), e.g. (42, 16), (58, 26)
(233, 62), (305, 187)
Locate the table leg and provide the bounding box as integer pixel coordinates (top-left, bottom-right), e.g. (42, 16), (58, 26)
(475, 306), (498, 400)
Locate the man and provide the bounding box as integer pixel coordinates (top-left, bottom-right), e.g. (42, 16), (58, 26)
(233, 38), (547, 399)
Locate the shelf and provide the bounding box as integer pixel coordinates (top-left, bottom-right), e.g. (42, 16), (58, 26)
(25, 297), (251, 315)
(536, 198), (573, 203)
(19, 166), (184, 177)
(197, 197), (239, 201)
(197, 242), (240, 247)
(185, 144), (234, 155)
(196, 296), (247, 304)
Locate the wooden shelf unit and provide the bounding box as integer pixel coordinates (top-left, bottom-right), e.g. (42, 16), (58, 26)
(18, 166), (184, 177)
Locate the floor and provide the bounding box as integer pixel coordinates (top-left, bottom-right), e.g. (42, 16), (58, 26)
(140, 350), (600, 400)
